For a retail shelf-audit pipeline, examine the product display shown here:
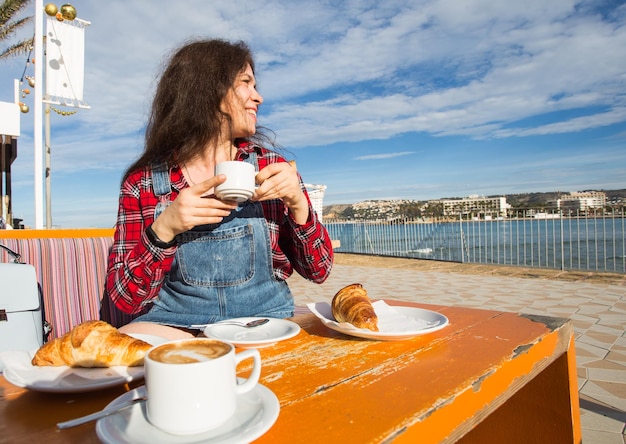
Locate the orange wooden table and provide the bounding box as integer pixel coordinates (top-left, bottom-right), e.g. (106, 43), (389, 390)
(0, 301), (581, 443)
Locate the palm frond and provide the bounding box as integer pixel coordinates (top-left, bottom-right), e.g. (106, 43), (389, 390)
(0, 15), (31, 39)
(0, 0), (32, 25)
(0, 36), (32, 60)
(1, 0), (33, 61)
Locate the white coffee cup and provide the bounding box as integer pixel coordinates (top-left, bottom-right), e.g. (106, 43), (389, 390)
(144, 338), (261, 435)
(214, 161), (256, 202)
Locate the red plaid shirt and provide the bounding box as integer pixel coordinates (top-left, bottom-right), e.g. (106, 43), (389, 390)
(105, 143), (334, 314)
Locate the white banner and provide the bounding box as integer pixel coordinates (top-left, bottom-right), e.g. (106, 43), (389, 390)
(45, 17), (88, 106)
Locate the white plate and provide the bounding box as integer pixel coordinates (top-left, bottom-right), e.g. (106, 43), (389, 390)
(308, 302), (449, 341)
(202, 317), (300, 348)
(96, 383), (280, 444)
(1, 334), (167, 393)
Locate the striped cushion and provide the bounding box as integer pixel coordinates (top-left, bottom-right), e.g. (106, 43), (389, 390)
(0, 236), (137, 338)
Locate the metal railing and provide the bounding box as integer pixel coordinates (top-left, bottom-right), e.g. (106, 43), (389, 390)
(325, 209), (626, 273)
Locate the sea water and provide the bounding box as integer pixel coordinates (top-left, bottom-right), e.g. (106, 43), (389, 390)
(325, 216), (626, 273)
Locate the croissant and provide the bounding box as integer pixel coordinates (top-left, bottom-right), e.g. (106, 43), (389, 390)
(331, 283), (379, 331)
(31, 320), (152, 367)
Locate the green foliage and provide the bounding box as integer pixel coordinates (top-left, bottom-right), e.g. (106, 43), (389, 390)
(398, 202), (422, 218)
(0, 0), (33, 61)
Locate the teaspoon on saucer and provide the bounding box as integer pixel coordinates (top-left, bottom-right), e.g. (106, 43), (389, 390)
(57, 397), (146, 429)
(189, 318), (270, 330)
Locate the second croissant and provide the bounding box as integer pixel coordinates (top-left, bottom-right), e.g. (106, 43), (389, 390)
(331, 283), (379, 331)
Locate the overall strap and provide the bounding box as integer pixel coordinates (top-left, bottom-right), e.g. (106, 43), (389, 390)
(152, 162), (172, 219)
(244, 151), (259, 171)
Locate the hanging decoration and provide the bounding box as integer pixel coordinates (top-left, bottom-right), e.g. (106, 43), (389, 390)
(18, 43), (35, 113)
(47, 3), (77, 22)
(59, 4), (77, 21)
(19, 3), (87, 115)
(44, 3), (58, 16)
(44, 3), (81, 21)
(50, 106), (77, 116)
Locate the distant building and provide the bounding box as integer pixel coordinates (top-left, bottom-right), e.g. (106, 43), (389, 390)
(305, 184), (327, 221)
(437, 196), (510, 218)
(558, 191), (606, 211)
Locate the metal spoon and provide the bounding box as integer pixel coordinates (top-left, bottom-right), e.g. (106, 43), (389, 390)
(57, 397), (146, 429)
(189, 318), (270, 329)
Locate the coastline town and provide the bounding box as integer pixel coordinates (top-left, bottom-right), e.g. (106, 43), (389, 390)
(323, 189), (626, 222)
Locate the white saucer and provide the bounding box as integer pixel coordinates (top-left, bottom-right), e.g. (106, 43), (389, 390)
(202, 317), (300, 349)
(96, 383), (280, 444)
(1, 334), (167, 393)
(216, 189), (253, 202)
(308, 302), (449, 341)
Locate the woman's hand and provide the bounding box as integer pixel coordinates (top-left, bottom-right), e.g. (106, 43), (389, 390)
(151, 175), (238, 242)
(253, 162), (309, 224)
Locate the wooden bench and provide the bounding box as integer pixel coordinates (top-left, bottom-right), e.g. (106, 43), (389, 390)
(0, 229), (117, 339)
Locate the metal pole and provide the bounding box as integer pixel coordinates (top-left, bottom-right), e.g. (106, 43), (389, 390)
(5, 138), (13, 226)
(0, 135), (5, 222)
(560, 209), (565, 271)
(34, 0), (44, 228)
(459, 213), (465, 263)
(45, 103), (51, 228)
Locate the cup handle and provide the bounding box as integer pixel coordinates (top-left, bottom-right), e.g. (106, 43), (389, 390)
(234, 348), (261, 394)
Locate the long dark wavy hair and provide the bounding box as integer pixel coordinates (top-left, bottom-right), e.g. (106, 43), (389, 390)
(123, 38), (273, 181)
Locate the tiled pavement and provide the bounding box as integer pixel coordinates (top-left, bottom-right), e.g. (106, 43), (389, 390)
(286, 253), (626, 443)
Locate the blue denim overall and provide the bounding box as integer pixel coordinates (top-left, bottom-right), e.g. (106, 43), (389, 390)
(133, 153), (294, 327)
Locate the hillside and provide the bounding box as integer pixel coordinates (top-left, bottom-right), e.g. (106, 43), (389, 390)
(323, 204), (352, 217)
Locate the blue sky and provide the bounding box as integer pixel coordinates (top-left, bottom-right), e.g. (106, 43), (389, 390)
(1, 0), (625, 228)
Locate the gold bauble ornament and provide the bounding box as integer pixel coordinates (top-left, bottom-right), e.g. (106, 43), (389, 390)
(27, 77), (35, 87)
(19, 103), (29, 113)
(44, 4), (58, 16)
(60, 4), (77, 20)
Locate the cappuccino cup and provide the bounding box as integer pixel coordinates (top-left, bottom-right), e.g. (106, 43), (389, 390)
(144, 338), (261, 435)
(214, 161), (256, 202)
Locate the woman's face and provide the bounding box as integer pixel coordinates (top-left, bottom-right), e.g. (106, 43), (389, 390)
(222, 63), (263, 139)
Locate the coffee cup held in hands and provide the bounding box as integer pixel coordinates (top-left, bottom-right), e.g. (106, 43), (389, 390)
(214, 161), (256, 202)
(144, 338), (262, 435)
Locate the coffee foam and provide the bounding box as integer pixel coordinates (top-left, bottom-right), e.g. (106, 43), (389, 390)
(149, 340), (231, 364)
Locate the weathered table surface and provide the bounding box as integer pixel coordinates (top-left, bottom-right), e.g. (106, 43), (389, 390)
(0, 301), (581, 443)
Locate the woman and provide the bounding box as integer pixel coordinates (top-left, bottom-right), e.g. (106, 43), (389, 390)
(102, 39), (334, 329)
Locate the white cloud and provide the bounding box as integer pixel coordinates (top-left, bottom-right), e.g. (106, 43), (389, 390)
(17, 0), (624, 151)
(257, 0), (626, 146)
(493, 107), (626, 138)
(2, 0), (625, 226)
(355, 151), (415, 160)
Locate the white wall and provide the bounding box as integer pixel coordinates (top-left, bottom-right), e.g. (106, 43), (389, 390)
(0, 101), (20, 137)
